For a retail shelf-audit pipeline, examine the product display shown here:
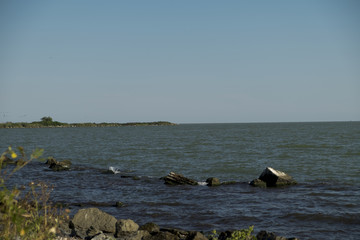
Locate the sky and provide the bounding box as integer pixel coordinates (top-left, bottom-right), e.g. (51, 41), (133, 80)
(1, 0), (359, 123)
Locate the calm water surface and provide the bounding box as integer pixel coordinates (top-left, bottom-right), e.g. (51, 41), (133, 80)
(1, 122), (360, 239)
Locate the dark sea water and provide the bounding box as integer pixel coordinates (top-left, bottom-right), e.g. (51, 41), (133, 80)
(1, 122), (360, 239)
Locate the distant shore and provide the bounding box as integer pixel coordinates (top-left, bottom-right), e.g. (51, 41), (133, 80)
(0, 117), (177, 129)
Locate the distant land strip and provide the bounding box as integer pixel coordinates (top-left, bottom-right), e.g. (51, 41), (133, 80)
(0, 117), (177, 128)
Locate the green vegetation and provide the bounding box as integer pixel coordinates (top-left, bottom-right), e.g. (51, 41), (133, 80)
(0, 117), (176, 128)
(0, 146), (69, 240)
(209, 226), (256, 240)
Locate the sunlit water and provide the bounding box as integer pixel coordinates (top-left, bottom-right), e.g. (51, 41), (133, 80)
(1, 122), (360, 239)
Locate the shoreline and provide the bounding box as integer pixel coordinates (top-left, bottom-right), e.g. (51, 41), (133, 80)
(0, 121), (177, 129)
(58, 207), (300, 240)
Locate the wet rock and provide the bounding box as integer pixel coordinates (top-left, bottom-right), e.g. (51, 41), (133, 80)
(48, 158), (72, 171)
(251, 167), (297, 187)
(70, 208), (117, 238)
(206, 177), (221, 187)
(115, 201), (125, 208)
(249, 178), (267, 188)
(139, 222), (160, 234)
(45, 157), (57, 165)
(163, 172), (198, 185)
(115, 219), (139, 237)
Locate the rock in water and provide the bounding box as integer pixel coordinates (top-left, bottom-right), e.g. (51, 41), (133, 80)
(163, 172), (198, 185)
(206, 177), (221, 186)
(48, 158), (72, 171)
(70, 208), (117, 238)
(251, 167), (297, 187)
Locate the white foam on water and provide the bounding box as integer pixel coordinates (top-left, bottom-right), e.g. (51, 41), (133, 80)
(109, 166), (121, 174)
(197, 181), (208, 186)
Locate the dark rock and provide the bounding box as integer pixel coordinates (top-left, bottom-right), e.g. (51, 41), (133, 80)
(217, 231), (233, 240)
(163, 172), (198, 185)
(139, 222), (160, 234)
(256, 230), (297, 240)
(160, 228), (193, 239)
(256, 230), (277, 240)
(49, 159), (72, 171)
(249, 178), (267, 188)
(45, 157), (57, 165)
(70, 208), (117, 238)
(186, 231), (208, 240)
(206, 177), (221, 187)
(252, 167), (297, 187)
(115, 201), (125, 208)
(143, 231), (179, 240)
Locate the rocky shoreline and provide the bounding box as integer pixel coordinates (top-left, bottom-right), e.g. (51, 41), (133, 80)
(47, 162), (299, 240)
(56, 207), (299, 240)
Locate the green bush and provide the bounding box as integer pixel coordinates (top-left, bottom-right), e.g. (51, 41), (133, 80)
(209, 226), (256, 240)
(0, 146), (69, 240)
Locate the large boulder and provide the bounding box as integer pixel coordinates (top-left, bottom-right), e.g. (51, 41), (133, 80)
(250, 167), (297, 187)
(163, 172), (198, 185)
(70, 208), (117, 238)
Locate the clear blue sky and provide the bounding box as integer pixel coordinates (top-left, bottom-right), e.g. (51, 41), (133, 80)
(1, 0), (359, 123)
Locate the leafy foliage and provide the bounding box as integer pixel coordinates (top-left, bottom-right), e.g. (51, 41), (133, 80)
(209, 226), (256, 240)
(0, 146), (69, 240)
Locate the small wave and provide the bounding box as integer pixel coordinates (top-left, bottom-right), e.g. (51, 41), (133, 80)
(281, 212), (360, 225)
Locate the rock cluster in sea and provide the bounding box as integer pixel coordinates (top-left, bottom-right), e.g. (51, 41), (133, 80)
(57, 207), (299, 240)
(47, 163), (299, 239)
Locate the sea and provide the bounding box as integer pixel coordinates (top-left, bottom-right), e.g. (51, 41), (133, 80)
(1, 122), (359, 239)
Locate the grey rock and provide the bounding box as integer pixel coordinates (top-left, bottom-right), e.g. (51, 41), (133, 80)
(115, 219), (139, 238)
(70, 208), (117, 238)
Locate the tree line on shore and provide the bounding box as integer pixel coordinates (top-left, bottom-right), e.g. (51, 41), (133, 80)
(0, 117), (176, 128)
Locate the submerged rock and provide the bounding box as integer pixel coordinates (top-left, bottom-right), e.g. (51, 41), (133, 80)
(46, 157), (72, 171)
(250, 167), (297, 187)
(163, 172), (198, 185)
(206, 177), (221, 187)
(249, 178), (267, 188)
